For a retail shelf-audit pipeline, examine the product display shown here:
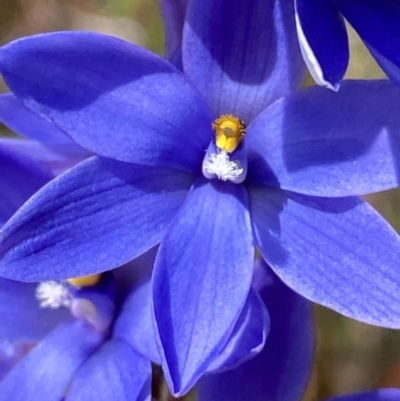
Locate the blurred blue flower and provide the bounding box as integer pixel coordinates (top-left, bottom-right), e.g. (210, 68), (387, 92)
(294, 0), (400, 90)
(0, 146), (154, 400)
(0, 273), (152, 401)
(2, 0), (400, 395)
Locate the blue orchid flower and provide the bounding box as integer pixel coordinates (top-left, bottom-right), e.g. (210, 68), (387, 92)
(294, 0), (400, 90)
(1, 0), (400, 395)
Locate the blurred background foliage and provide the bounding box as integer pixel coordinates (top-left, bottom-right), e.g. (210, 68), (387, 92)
(0, 1), (400, 400)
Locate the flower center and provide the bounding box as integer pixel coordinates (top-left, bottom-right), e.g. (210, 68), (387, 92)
(35, 274), (114, 332)
(203, 151), (243, 181)
(67, 274), (101, 287)
(202, 114), (248, 184)
(213, 115), (246, 153)
(35, 281), (72, 309)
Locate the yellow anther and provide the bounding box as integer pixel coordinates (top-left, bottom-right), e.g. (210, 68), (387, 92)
(212, 115), (246, 153)
(67, 274), (101, 287)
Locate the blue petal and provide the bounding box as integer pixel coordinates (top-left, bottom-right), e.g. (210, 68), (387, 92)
(113, 276), (160, 364)
(247, 80), (400, 197)
(250, 187), (400, 328)
(0, 31), (213, 172)
(0, 278), (69, 341)
(0, 93), (75, 144)
(0, 319), (103, 401)
(153, 179), (253, 395)
(0, 137), (90, 175)
(159, 0), (189, 65)
(295, 0), (348, 90)
(66, 339), (151, 401)
(206, 289), (269, 373)
(0, 144), (51, 224)
(0, 157), (193, 281)
(336, 0), (400, 87)
(197, 266), (314, 401)
(327, 390), (400, 401)
(183, 0), (304, 122)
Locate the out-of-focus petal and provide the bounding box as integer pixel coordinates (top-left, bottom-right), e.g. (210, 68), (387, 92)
(0, 320), (103, 401)
(66, 339), (151, 401)
(112, 247), (156, 296)
(197, 267), (314, 401)
(247, 80), (400, 196)
(0, 144), (51, 224)
(0, 137), (90, 175)
(0, 157), (193, 281)
(250, 187), (400, 328)
(183, 0), (304, 122)
(153, 179), (253, 395)
(295, 0), (348, 90)
(0, 342), (33, 381)
(113, 276), (160, 364)
(159, 0), (189, 65)
(327, 389), (400, 401)
(337, 0), (400, 87)
(0, 278), (69, 341)
(0, 31), (213, 172)
(206, 289), (269, 373)
(0, 93), (74, 144)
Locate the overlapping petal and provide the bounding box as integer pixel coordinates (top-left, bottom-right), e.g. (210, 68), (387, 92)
(183, 0), (304, 122)
(153, 178), (253, 395)
(0, 138), (90, 175)
(295, 0), (348, 90)
(336, 0), (400, 87)
(66, 339), (151, 401)
(0, 278), (69, 341)
(197, 269), (314, 401)
(113, 276), (160, 364)
(0, 144), (51, 224)
(0, 320), (103, 401)
(0, 157), (193, 281)
(0, 31), (213, 172)
(206, 289), (269, 373)
(250, 187), (400, 328)
(159, 0), (189, 65)
(247, 80), (400, 196)
(0, 93), (74, 144)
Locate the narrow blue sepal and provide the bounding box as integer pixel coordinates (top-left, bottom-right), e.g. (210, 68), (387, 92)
(153, 178), (253, 395)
